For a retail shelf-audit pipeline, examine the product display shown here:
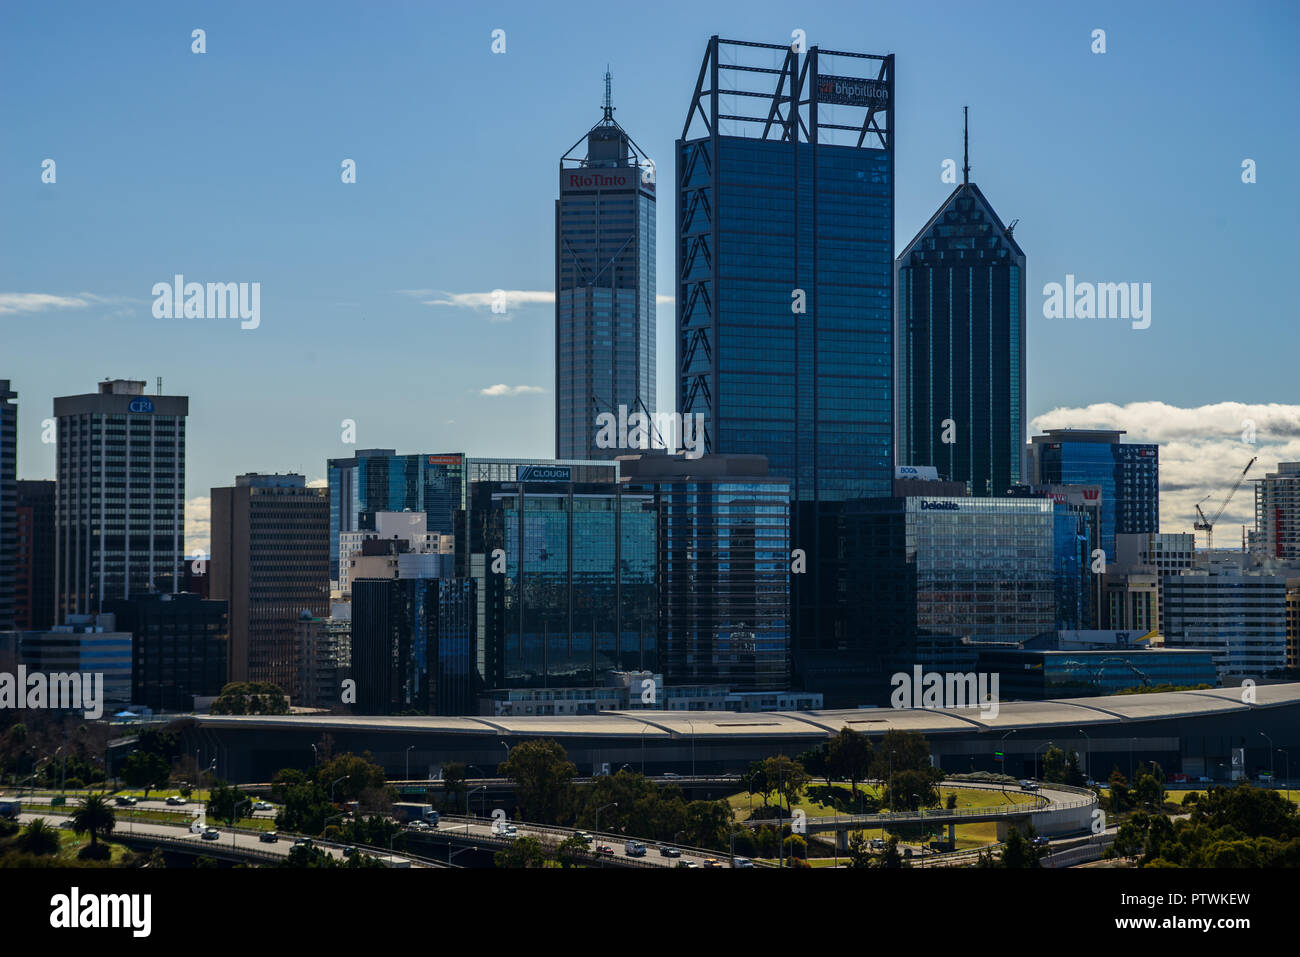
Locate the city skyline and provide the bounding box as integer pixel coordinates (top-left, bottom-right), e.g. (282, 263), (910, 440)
(3, 1), (1298, 557)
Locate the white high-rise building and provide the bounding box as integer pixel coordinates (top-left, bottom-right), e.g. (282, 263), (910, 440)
(1163, 563), (1287, 677)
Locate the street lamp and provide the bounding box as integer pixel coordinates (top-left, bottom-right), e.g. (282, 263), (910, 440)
(330, 776), (346, 804)
(467, 786), (486, 834)
(311, 744), (319, 766)
(999, 729), (1017, 778)
(595, 802), (618, 868)
(1259, 732), (1275, 787)
(405, 745), (415, 782)
(687, 721), (696, 777)
(232, 799), (252, 848)
(1077, 729), (1090, 783)
(1278, 749), (1290, 790)
(641, 722), (650, 776)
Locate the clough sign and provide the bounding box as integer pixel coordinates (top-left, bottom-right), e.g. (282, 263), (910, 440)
(817, 74), (889, 108)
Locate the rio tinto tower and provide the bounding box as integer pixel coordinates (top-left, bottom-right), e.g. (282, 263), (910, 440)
(555, 70), (657, 460)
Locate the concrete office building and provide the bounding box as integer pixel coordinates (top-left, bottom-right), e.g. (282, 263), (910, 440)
(17, 613), (133, 712)
(1255, 462), (1300, 562)
(1163, 563), (1287, 678)
(54, 379), (187, 618)
(210, 473), (329, 693)
(1113, 531), (1196, 634)
(105, 592), (228, 712)
(296, 605), (352, 711)
(15, 480), (56, 630)
(1101, 571), (1160, 633)
(555, 71), (656, 461)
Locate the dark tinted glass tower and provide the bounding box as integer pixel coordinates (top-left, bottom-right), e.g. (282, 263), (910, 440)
(54, 379), (187, 618)
(677, 37), (894, 684)
(16, 480), (56, 630)
(1028, 429), (1159, 560)
(0, 381), (15, 629)
(896, 114), (1027, 497)
(556, 72), (656, 460)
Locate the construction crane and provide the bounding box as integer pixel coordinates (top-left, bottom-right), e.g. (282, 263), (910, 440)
(1194, 456), (1257, 552)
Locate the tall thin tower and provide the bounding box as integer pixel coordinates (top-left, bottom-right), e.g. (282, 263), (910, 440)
(555, 71), (657, 460)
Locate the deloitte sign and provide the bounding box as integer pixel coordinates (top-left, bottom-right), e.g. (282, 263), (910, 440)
(919, 500), (960, 511)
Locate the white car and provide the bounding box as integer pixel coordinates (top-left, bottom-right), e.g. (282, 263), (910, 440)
(165, 796), (186, 806)
(252, 802), (274, 811)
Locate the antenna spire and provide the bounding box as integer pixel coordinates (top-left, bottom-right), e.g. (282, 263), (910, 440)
(602, 67), (615, 122)
(962, 106), (970, 186)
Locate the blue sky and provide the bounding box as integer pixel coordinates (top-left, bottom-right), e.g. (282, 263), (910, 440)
(2, 0), (1297, 551)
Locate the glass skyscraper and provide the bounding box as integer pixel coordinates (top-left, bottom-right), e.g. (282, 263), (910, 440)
(466, 468), (657, 691)
(1028, 429), (1159, 560)
(555, 72), (656, 460)
(621, 453), (791, 692)
(677, 37), (894, 679)
(895, 147), (1027, 497)
(327, 450), (465, 580)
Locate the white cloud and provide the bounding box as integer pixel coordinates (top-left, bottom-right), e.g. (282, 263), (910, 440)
(1031, 401), (1300, 543)
(480, 383), (545, 397)
(0, 292), (94, 315)
(185, 495), (211, 558)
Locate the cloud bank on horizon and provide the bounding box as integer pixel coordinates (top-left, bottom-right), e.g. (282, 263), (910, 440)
(1031, 401), (1300, 545)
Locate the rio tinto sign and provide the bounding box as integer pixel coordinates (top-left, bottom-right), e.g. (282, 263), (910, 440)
(560, 168), (651, 193)
(817, 74), (889, 108)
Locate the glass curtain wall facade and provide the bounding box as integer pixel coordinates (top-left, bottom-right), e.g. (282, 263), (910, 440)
(896, 183), (1026, 496)
(556, 82), (656, 460)
(470, 480), (656, 691)
(678, 37), (894, 687)
(1029, 430), (1159, 560)
(327, 451), (464, 580)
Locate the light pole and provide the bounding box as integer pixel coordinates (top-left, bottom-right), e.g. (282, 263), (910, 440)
(1077, 729), (1091, 782)
(55, 746), (65, 795)
(232, 799), (251, 848)
(1278, 748), (1290, 790)
(467, 786), (486, 834)
(448, 844), (475, 866)
(641, 722), (650, 775)
(999, 729), (1016, 778)
(405, 745), (415, 782)
(595, 802), (618, 868)
(1259, 732), (1275, 787)
(330, 776), (346, 804)
(687, 721), (696, 777)
(311, 744), (319, 766)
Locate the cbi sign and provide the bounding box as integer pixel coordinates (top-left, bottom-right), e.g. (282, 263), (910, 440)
(816, 74), (890, 108)
(127, 397), (155, 414)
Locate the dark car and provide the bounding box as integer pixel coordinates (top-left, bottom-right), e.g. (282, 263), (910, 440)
(293, 837), (314, 849)
(1032, 835), (1050, 848)
(342, 846), (358, 857)
(659, 845), (681, 858)
(259, 831), (279, 843)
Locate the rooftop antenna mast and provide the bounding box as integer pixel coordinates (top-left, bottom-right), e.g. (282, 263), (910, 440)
(601, 67), (615, 123)
(963, 105), (970, 185)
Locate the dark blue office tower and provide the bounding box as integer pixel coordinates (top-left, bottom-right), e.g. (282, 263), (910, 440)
(677, 37), (894, 693)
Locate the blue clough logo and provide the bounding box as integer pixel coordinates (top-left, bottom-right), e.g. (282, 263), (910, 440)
(127, 397), (155, 414)
(518, 466), (571, 482)
(919, 500), (959, 511)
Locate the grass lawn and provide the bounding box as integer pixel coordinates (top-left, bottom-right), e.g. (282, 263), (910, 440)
(56, 830), (134, 865)
(727, 782), (1037, 824)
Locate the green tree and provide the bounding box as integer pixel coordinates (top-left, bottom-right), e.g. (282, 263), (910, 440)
(207, 780), (251, 825)
(744, 760), (771, 808)
(18, 817), (61, 855)
(827, 728), (874, 796)
(494, 835), (550, 868)
(70, 793), (115, 849)
(1108, 766), (1131, 812)
(555, 834), (591, 867)
(1041, 745), (1066, 784)
(876, 834), (907, 869)
(884, 768), (940, 811)
(1063, 749), (1086, 787)
(315, 751), (387, 803)
(999, 826), (1043, 868)
(498, 739), (577, 824)
(797, 743), (832, 789)
(762, 755), (810, 814)
(442, 761), (467, 807)
(120, 750), (170, 799)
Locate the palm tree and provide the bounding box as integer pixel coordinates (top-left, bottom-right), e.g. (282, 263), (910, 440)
(19, 817), (61, 855)
(71, 793), (116, 848)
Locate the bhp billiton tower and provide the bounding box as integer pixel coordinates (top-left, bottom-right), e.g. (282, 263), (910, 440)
(555, 72), (656, 460)
(677, 38), (894, 685)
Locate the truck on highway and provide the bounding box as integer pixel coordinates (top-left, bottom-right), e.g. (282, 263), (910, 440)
(392, 803), (438, 827)
(0, 799), (20, 820)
